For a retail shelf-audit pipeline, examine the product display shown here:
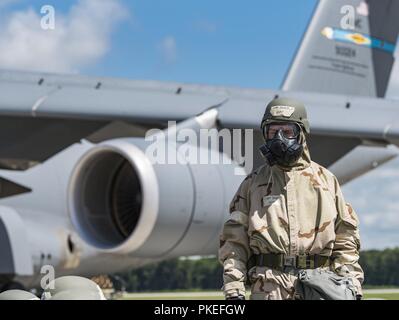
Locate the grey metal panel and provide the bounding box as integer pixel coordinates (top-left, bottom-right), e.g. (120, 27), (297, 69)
(1, 70), (398, 143)
(1, 69), (399, 164)
(282, 0), (399, 98)
(329, 144), (399, 184)
(0, 116), (106, 163)
(307, 134), (361, 167)
(0, 218), (14, 276)
(85, 121), (154, 143)
(0, 69), (232, 94)
(165, 158), (226, 256)
(283, 0), (374, 96)
(368, 0), (399, 97)
(0, 207), (33, 276)
(38, 86), (227, 122)
(219, 90), (399, 143)
(0, 70), (229, 121)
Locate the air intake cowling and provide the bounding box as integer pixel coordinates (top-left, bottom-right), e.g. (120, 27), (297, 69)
(68, 138), (244, 258)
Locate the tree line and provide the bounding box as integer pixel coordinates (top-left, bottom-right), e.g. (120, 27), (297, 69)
(115, 248), (399, 292)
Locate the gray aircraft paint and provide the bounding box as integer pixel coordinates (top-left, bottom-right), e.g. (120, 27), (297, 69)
(0, 219), (14, 277)
(282, 0), (399, 98)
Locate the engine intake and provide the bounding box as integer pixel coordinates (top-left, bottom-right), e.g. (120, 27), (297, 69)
(68, 138), (244, 258)
(68, 140), (159, 254)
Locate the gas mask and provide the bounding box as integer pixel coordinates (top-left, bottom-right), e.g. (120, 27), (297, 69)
(259, 122), (304, 167)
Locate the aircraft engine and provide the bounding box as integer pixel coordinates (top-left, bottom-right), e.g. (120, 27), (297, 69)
(68, 137), (245, 258)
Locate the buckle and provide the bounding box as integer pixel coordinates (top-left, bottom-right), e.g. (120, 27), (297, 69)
(284, 255), (296, 268)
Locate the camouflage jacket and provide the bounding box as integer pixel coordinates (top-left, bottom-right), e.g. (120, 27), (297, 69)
(218, 143), (364, 298)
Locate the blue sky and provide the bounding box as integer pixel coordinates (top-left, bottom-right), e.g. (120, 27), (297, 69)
(1, 0), (399, 250)
(89, 0), (317, 88)
(0, 0), (318, 88)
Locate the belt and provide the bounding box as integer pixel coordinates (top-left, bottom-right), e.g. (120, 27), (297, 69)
(247, 253), (331, 271)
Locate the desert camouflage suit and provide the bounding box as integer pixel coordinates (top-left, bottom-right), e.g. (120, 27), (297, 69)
(218, 140), (364, 300)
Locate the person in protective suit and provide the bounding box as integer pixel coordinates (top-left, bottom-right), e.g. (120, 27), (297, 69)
(218, 97), (364, 300)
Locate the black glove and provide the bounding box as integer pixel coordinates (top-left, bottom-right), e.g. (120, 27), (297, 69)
(226, 294), (245, 300)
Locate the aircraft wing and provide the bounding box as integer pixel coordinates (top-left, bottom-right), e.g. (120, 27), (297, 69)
(1, 69), (398, 139)
(0, 70), (399, 181)
(1, 0), (399, 182)
(0, 70), (228, 165)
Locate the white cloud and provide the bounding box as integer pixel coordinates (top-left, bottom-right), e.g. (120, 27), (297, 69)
(158, 35), (177, 65)
(343, 157), (399, 249)
(0, 0), (128, 73)
(361, 210), (399, 230)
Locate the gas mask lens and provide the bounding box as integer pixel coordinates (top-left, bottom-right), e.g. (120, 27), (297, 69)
(264, 123), (300, 140)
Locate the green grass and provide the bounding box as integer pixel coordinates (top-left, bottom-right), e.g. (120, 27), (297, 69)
(122, 296), (225, 300)
(121, 292), (399, 300)
(363, 285), (399, 289)
(362, 293), (399, 300)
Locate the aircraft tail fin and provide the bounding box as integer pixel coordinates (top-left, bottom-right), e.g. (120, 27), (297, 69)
(282, 0), (399, 98)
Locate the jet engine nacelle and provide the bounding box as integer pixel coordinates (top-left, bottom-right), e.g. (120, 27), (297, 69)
(68, 137), (245, 258)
